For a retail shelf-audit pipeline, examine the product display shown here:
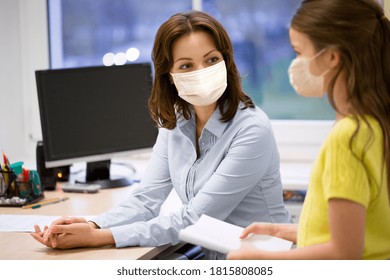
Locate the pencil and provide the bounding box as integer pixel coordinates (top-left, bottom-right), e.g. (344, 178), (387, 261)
(22, 197), (69, 209)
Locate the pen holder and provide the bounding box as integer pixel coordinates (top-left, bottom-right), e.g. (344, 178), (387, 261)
(0, 169), (44, 207)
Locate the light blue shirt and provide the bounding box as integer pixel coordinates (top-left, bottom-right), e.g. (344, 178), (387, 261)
(93, 104), (290, 254)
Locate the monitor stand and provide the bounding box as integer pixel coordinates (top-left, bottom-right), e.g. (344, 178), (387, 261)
(76, 160), (133, 188)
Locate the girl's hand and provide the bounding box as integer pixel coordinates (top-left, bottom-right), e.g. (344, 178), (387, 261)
(227, 223), (297, 260)
(240, 222), (298, 243)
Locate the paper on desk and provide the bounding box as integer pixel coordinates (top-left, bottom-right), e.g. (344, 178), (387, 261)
(0, 215), (95, 232)
(179, 214), (293, 255)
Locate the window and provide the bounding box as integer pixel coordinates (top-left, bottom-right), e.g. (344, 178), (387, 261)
(199, 0), (334, 161)
(48, 0), (192, 68)
(202, 0), (334, 120)
(48, 0), (334, 121)
(46, 0), (341, 162)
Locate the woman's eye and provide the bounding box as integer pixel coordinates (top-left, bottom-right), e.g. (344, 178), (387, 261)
(207, 57), (220, 64)
(177, 62), (193, 70)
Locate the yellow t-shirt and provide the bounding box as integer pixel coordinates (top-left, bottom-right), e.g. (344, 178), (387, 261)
(297, 116), (390, 259)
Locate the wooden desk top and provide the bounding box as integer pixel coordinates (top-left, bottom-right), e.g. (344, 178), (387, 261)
(0, 184), (169, 260)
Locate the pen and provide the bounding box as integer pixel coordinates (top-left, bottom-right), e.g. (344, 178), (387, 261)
(22, 197), (69, 209)
(23, 168), (29, 182)
(2, 151), (10, 166)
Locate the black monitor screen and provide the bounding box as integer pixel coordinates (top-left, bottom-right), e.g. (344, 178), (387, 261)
(35, 63), (157, 187)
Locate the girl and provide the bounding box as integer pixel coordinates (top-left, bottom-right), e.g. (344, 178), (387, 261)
(228, 0), (390, 260)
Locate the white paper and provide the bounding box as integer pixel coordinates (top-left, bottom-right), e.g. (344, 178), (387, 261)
(0, 215), (95, 232)
(179, 214), (293, 254)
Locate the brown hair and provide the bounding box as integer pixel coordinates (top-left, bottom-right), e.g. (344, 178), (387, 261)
(148, 10), (254, 129)
(291, 0), (390, 200)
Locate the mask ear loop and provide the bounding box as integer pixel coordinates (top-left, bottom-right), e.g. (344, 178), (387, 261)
(309, 49), (329, 77)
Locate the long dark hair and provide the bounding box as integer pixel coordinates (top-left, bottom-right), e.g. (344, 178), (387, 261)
(292, 0), (390, 200)
(148, 10), (254, 129)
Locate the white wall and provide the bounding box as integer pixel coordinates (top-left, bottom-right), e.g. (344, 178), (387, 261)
(0, 0), (48, 165)
(0, 0), (24, 160)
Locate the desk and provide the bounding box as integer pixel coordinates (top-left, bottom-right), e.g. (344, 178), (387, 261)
(0, 185), (170, 260)
(1, 157), (309, 259)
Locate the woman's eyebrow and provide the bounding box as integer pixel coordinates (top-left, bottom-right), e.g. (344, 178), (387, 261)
(174, 49), (219, 63)
(174, 57), (193, 63)
(203, 49), (218, 57)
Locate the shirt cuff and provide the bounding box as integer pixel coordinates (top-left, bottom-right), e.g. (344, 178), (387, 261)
(109, 225), (140, 248)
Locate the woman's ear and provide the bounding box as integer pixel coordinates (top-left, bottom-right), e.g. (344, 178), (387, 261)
(327, 48), (340, 69)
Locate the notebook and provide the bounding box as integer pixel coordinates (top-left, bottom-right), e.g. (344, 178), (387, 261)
(179, 214), (293, 255)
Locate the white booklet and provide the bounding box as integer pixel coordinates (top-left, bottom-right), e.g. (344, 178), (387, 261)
(0, 215), (95, 232)
(179, 214), (293, 255)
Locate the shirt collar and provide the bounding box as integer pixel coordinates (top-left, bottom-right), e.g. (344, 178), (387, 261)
(203, 106), (228, 139)
(177, 106), (229, 139)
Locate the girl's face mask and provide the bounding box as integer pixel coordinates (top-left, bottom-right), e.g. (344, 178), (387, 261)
(288, 50), (329, 98)
(170, 60), (227, 106)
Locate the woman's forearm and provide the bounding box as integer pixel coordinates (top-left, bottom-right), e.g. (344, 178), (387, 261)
(91, 229), (116, 247)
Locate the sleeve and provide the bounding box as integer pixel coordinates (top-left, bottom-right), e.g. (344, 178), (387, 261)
(91, 128), (174, 239)
(322, 127), (371, 208)
(106, 122), (278, 247)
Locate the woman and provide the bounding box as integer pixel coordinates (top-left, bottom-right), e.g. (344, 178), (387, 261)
(31, 11), (290, 259)
(228, 0), (390, 260)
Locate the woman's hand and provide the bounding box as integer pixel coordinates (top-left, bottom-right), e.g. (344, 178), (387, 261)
(31, 221), (114, 249)
(31, 225), (52, 246)
(48, 222), (112, 249)
(30, 216), (112, 249)
(44, 216), (88, 247)
(239, 222), (298, 243)
(30, 216), (86, 248)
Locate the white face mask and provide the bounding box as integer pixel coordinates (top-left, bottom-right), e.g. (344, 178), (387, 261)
(288, 50), (328, 97)
(170, 60), (227, 106)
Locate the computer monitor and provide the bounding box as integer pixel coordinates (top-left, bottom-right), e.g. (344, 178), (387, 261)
(35, 63), (157, 188)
